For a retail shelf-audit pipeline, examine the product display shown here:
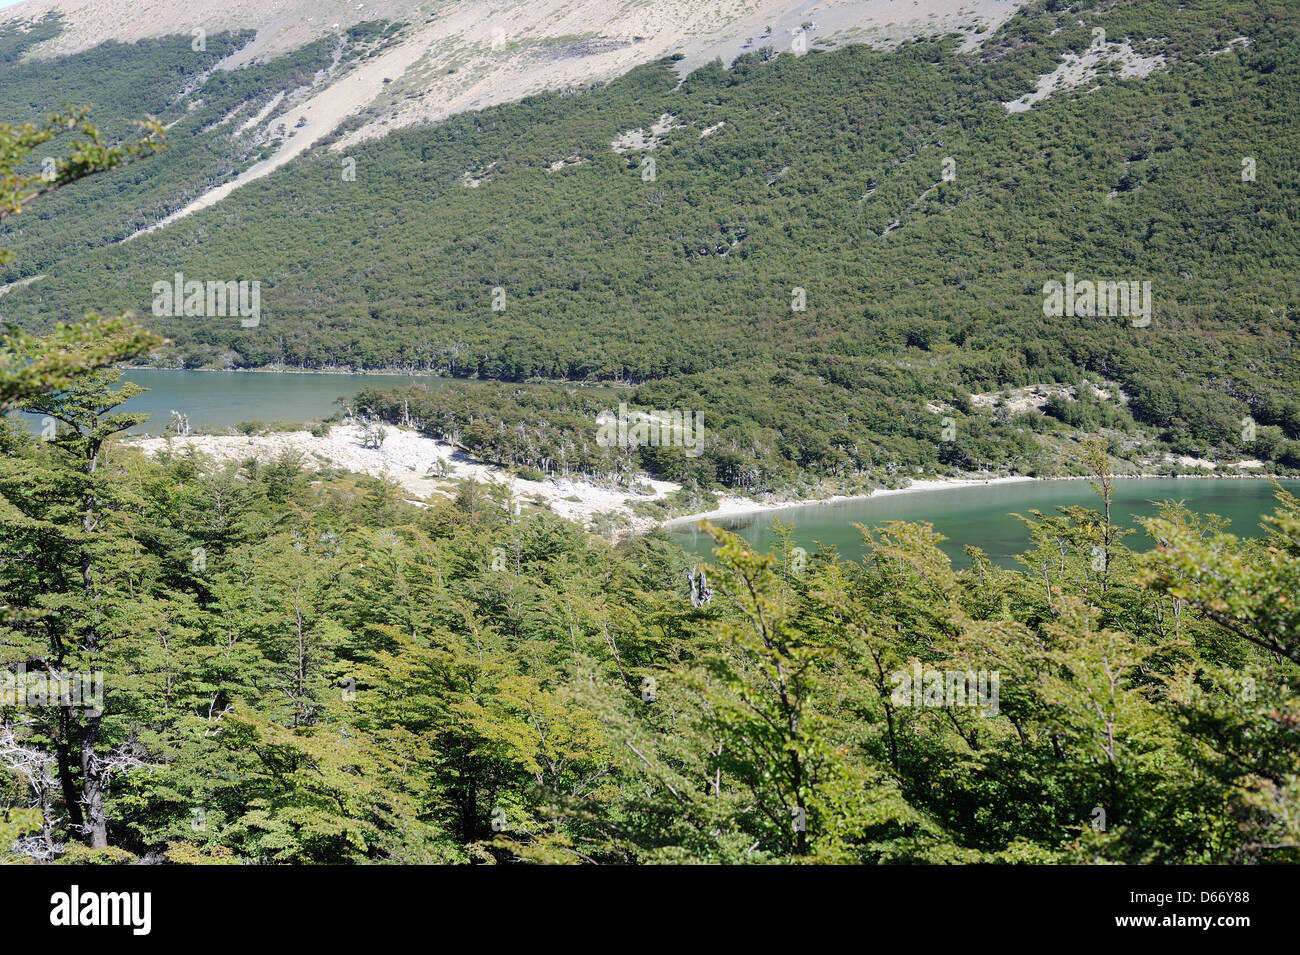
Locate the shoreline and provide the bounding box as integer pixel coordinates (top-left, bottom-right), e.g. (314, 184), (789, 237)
(660, 475), (1037, 528)
(124, 424), (679, 530)
(659, 472), (1296, 530)
(120, 423), (1294, 536)
(116, 365), (630, 389)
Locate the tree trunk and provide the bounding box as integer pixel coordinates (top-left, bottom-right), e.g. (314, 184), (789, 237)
(80, 715), (108, 848)
(55, 710), (84, 831)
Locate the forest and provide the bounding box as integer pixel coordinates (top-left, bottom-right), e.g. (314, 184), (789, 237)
(0, 0), (1297, 867)
(1, 1), (1298, 494)
(2, 366), (1298, 863)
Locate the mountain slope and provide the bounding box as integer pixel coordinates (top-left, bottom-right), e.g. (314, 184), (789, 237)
(2, 0), (1024, 225)
(1, 0), (1298, 494)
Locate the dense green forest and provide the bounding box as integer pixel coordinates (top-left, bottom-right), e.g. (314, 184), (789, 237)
(2, 372), (1298, 863)
(0, 0), (1298, 866)
(1, 1), (1299, 493)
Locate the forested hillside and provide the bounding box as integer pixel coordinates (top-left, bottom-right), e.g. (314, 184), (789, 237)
(2, 379), (1298, 862)
(2, 1), (1299, 493)
(0, 14), (395, 267)
(0, 0), (1298, 870)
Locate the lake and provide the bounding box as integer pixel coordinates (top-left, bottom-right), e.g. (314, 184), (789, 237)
(16, 368), (626, 435)
(15, 373), (1295, 567)
(668, 478), (1298, 569)
(19, 369), (462, 435)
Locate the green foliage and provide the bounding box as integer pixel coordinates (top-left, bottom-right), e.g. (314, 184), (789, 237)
(0, 106), (166, 263)
(2, 1), (1296, 490)
(2, 1), (1299, 866)
(0, 807), (40, 862)
(0, 104), (165, 409)
(0, 26), (357, 271)
(0, 370), (1295, 864)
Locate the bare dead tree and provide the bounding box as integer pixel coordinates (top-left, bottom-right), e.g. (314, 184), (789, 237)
(0, 719), (61, 860)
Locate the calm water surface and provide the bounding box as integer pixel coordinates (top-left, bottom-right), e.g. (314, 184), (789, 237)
(669, 478), (1298, 569)
(19, 369), (475, 435)
(16, 373), (1293, 566)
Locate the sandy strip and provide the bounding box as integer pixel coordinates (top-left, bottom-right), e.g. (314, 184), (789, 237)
(662, 476), (1038, 528)
(127, 423), (678, 530)
(126, 426), (1283, 536)
(128, 424), (1048, 533)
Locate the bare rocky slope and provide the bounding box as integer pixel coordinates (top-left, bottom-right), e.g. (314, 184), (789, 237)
(3, 0), (1022, 224)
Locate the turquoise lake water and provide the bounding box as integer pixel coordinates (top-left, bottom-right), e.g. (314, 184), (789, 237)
(669, 478), (1297, 569)
(17, 369), (465, 435)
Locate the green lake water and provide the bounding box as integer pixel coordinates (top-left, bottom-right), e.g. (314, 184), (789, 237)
(14, 372), (1293, 567)
(669, 478), (1298, 569)
(19, 369), (466, 435)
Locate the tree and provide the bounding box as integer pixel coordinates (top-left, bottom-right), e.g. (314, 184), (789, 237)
(0, 108), (165, 410)
(1142, 486), (1300, 665)
(0, 109), (167, 854)
(1, 371), (170, 848)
